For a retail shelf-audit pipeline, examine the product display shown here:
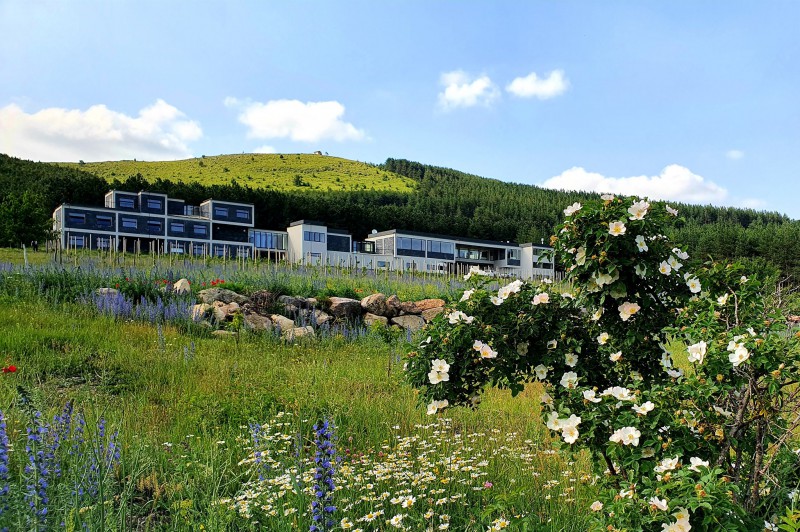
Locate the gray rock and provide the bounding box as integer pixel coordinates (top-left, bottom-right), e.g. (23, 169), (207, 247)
(173, 278), (191, 295)
(363, 313), (388, 327)
(360, 293), (389, 316)
(385, 295), (402, 316)
(310, 309), (332, 326)
(198, 288), (248, 305)
(191, 303), (212, 321)
(391, 314), (426, 332)
(421, 307), (445, 322)
(243, 313), (272, 332)
(212, 301), (240, 322)
(95, 287), (119, 297)
(328, 297), (362, 320)
(282, 325), (315, 341)
(270, 314), (296, 331)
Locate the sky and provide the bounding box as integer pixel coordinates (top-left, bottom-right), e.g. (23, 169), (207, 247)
(1, 1), (799, 217)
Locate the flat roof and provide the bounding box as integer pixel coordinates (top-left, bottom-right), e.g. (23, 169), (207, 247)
(367, 228), (521, 248)
(289, 219), (328, 227)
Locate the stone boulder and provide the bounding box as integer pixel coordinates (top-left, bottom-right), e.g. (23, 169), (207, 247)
(398, 301), (418, 315)
(95, 287), (119, 297)
(361, 293), (389, 316)
(197, 288), (248, 305)
(413, 299), (446, 313)
(243, 313), (272, 332)
(212, 301), (240, 322)
(421, 307), (445, 322)
(301, 309), (331, 326)
(173, 278), (191, 295)
(282, 325), (315, 341)
(391, 314), (425, 332)
(246, 290), (279, 315)
(279, 295), (314, 316)
(328, 297), (362, 320)
(386, 295), (402, 317)
(191, 303), (212, 321)
(270, 314), (296, 331)
(363, 313), (388, 327)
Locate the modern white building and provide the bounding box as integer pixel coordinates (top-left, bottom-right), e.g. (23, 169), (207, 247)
(54, 191), (555, 279)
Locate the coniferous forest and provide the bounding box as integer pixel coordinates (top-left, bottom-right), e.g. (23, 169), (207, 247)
(2, 152), (799, 280)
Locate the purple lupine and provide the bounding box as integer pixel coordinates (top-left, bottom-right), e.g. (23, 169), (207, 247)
(0, 411), (10, 514)
(309, 418), (337, 532)
(249, 423), (268, 482)
(24, 412), (50, 528)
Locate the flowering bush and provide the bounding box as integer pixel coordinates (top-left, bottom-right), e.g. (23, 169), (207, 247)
(406, 196), (800, 530)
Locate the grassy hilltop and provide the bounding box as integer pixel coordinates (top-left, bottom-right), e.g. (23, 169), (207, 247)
(59, 153), (416, 193)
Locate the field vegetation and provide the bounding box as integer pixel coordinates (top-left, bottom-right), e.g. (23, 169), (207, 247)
(59, 154), (416, 193)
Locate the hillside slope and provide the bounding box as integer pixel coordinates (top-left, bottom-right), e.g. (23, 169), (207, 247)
(59, 153), (416, 193)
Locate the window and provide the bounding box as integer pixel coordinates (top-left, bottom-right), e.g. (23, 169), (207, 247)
(118, 197), (135, 209)
(235, 209), (250, 219)
(214, 207), (228, 217)
(96, 237), (110, 250)
(427, 240), (455, 258)
(377, 261), (388, 268)
(146, 199), (162, 210)
(214, 245), (226, 257)
(508, 248), (520, 260)
(95, 214), (113, 228)
(303, 231), (325, 243)
(397, 237), (425, 251)
(193, 225), (208, 236)
(170, 222), (185, 233)
(121, 217), (137, 229)
(67, 212), (86, 225)
(192, 244), (206, 256)
(327, 234), (350, 252)
(170, 244), (184, 254)
(147, 220), (162, 233)
(68, 235), (85, 248)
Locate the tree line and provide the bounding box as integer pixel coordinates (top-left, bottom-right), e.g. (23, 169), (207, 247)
(1, 153), (798, 280)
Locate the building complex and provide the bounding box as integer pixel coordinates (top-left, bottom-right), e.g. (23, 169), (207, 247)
(53, 190), (555, 279)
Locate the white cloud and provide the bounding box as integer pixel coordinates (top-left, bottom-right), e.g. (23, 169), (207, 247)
(540, 164), (729, 204)
(228, 98), (366, 142)
(739, 198), (766, 209)
(437, 70), (500, 110)
(506, 70), (569, 99)
(0, 100), (201, 162)
(253, 145), (276, 154)
(726, 149), (744, 160)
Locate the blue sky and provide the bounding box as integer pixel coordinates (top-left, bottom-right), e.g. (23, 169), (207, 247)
(1, 2), (799, 217)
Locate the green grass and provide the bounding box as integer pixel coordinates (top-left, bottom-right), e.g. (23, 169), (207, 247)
(0, 260), (598, 530)
(58, 153), (417, 193)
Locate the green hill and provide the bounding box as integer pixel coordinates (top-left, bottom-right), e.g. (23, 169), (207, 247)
(58, 153), (416, 193)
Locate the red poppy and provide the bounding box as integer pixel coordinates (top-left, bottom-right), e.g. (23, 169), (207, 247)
(7, 365), (15, 373)
(115, 283), (120, 288)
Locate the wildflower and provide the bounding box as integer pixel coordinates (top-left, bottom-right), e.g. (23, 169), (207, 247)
(547, 339), (558, 349)
(560, 371), (579, 389)
(459, 289), (474, 302)
(490, 296), (505, 306)
(428, 369), (449, 385)
(597, 332), (609, 345)
(388, 514), (404, 528)
(666, 205), (679, 216)
(532, 292), (550, 305)
(489, 517), (510, 529)
(609, 426), (641, 446)
(583, 389), (602, 403)
(635, 235), (649, 252)
(686, 277), (702, 294)
(618, 301), (640, 321)
(609, 351), (622, 362)
(498, 280), (523, 299)
(431, 359), (450, 374)
(603, 386), (634, 401)
(310, 418), (337, 532)
(534, 364), (549, 380)
(564, 353), (578, 367)
(666, 368), (684, 379)
(688, 457), (709, 472)
(635, 263), (647, 277)
(447, 311), (474, 325)
(601, 193), (615, 201)
(632, 401), (655, 415)
(687, 341), (706, 364)
(564, 202), (582, 216)
(667, 256), (683, 271)
(628, 200), (650, 220)
(516, 342), (529, 355)
(426, 399), (449, 415)
(479, 344), (498, 359)
(654, 457), (680, 474)
(658, 261), (672, 275)
(649, 496), (668, 511)
(575, 247), (586, 266)
(591, 308), (603, 321)
(729, 346), (750, 367)
(608, 221), (627, 236)
(590, 501), (603, 511)
(672, 247), (689, 260)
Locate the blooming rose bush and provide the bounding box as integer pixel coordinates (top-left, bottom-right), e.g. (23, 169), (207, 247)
(405, 195), (800, 530)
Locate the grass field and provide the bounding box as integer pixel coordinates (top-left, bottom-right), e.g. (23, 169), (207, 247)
(0, 251), (600, 530)
(58, 153), (417, 193)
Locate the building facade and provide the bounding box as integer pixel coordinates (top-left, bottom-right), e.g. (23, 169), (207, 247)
(53, 190), (555, 279)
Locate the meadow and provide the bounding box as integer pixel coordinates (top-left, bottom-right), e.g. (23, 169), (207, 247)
(0, 249), (598, 531)
(57, 154), (417, 193)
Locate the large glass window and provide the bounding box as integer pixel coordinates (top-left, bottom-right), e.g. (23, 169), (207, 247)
(67, 212), (86, 225)
(96, 214), (113, 228)
(118, 197), (135, 209)
(68, 235), (85, 248)
(194, 225), (208, 236)
(170, 222), (185, 233)
(146, 199), (162, 210)
(303, 231), (326, 243)
(147, 220), (162, 233)
(235, 209), (250, 220)
(121, 217), (137, 229)
(214, 207), (228, 217)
